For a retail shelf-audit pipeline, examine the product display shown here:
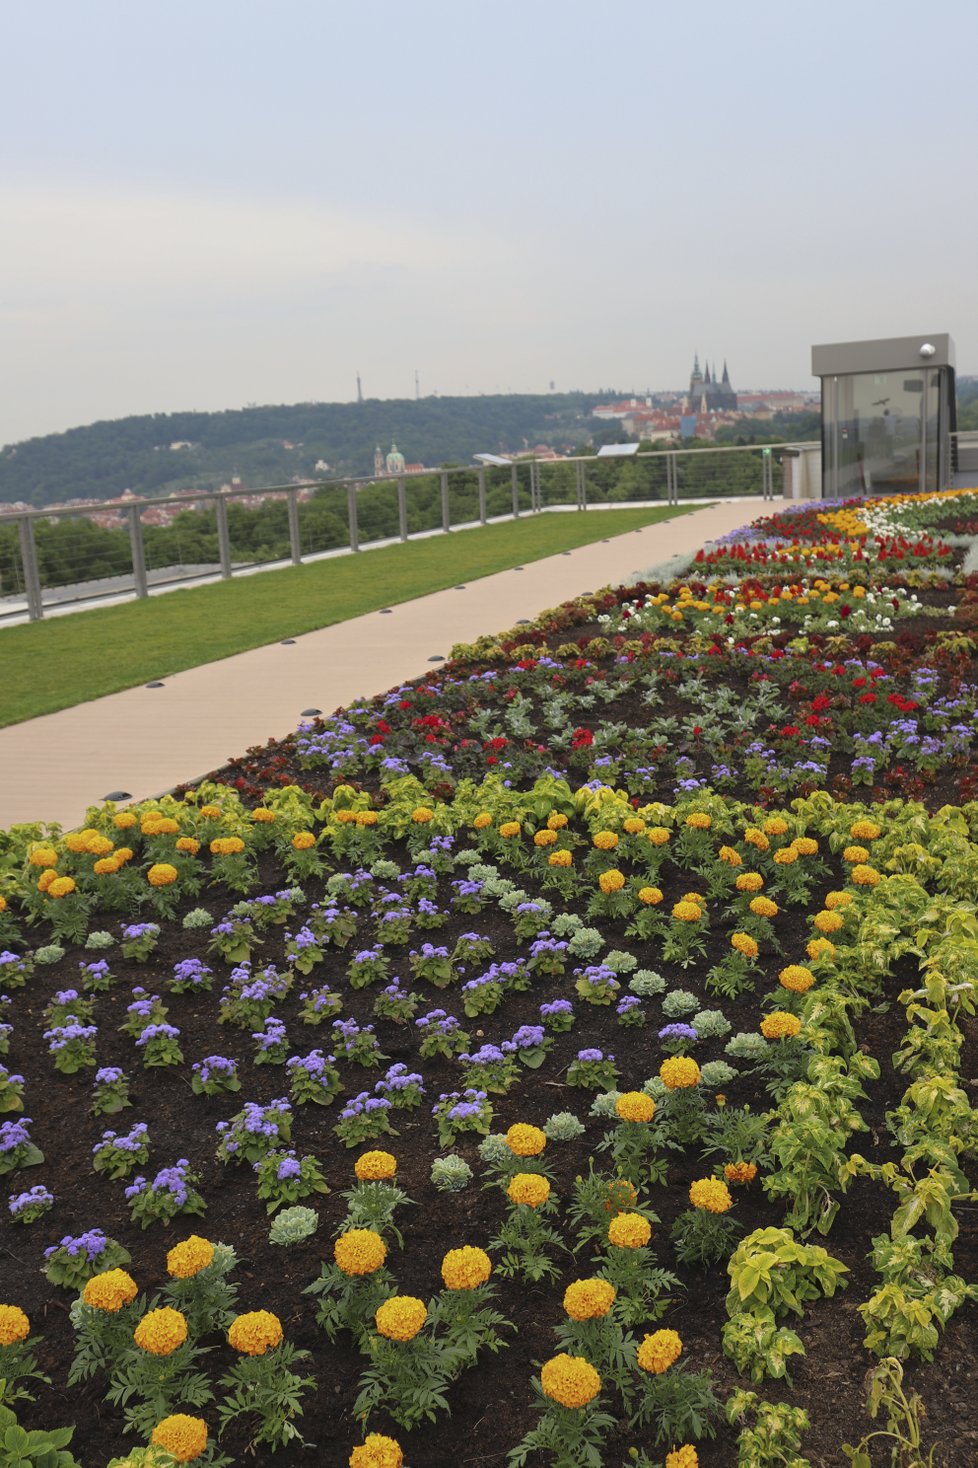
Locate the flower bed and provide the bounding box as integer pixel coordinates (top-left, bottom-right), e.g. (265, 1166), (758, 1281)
(0, 489), (977, 1467)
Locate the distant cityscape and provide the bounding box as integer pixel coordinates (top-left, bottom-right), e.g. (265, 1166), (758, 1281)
(0, 361), (819, 525)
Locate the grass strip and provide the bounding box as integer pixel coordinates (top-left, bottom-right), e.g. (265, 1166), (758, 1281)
(0, 504), (705, 727)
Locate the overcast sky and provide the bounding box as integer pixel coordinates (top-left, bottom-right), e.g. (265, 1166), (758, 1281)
(2, 0), (975, 444)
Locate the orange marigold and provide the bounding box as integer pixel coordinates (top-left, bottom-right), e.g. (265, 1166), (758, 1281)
(498, 821), (522, 839)
(749, 895), (779, 918)
(637, 1328), (682, 1374)
(47, 876), (77, 898)
(82, 1269), (138, 1313)
(548, 849), (573, 868)
(598, 869), (625, 894)
(688, 1177), (733, 1214)
(0, 1305), (30, 1346)
(355, 1150), (397, 1181)
(473, 812), (493, 829)
(718, 845), (743, 866)
(146, 864), (177, 887)
(166, 1236), (214, 1279)
(563, 1278), (616, 1321)
(730, 932), (759, 958)
(228, 1310), (283, 1356)
(134, 1307), (188, 1356)
(615, 1091), (656, 1123)
(334, 1229), (387, 1276)
(534, 829), (558, 847)
(607, 1212), (652, 1249)
(763, 816), (789, 836)
(850, 819), (881, 841)
(851, 864), (881, 886)
(779, 964), (815, 994)
(647, 826), (671, 846)
(807, 937), (836, 962)
(665, 1449), (699, 1468)
(506, 1123), (546, 1157)
(507, 1173), (551, 1208)
(843, 844), (870, 864)
(735, 871), (764, 893)
(638, 886), (663, 905)
(671, 900), (702, 922)
(441, 1246), (492, 1291)
(724, 1161), (758, 1185)
(760, 1011), (802, 1040)
(592, 830), (619, 850)
(349, 1434), (404, 1468)
(150, 1415), (208, 1464)
(540, 1353), (601, 1408)
(291, 831), (316, 850)
(685, 812), (711, 830)
(660, 1057), (700, 1089)
(546, 811), (569, 830)
(375, 1296), (427, 1342)
(814, 909), (844, 933)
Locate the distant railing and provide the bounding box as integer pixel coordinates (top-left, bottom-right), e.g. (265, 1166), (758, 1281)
(0, 441), (803, 624)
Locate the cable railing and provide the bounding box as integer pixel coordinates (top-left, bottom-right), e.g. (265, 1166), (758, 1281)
(0, 442), (803, 624)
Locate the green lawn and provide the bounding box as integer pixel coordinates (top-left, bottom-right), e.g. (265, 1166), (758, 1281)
(0, 505), (704, 728)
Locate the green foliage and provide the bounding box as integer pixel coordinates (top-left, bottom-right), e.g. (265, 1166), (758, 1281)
(0, 1404), (81, 1468)
(725, 1389), (812, 1467)
(842, 1357), (940, 1466)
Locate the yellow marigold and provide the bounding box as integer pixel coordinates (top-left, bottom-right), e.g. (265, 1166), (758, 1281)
(355, 1150), (397, 1181)
(660, 1056), (700, 1090)
(0, 1305), (30, 1346)
(547, 811), (569, 830)
(251, 807), (276, 822)
(852, 864), (881, 886)
(115, 847), (134, 864)
(0, 896), (6, 913)
(760, 1011), (802, 1041)
(441, 1246), (492, 1291)
(779, 964), (815, 994)
(375, 1296), (427, 1342)
(735, 871), (764, 893)
(724, 1161), (758, 1185)
(334, 1229), (387, 1276)
(199, 805), (221, 819)
(637, 886), (663, 906)
(814, 909), (844, 933)
(66, 829), (97, 853)
(843, 844), (870, 864)
(607, 1212), (652, 1249)
(807, 937), (836, 962)
(850, 819), (881, 841)
(540, 1353), (602, 1408)
(114, 812), (138, 829)
(166, 1236), (214, 1279)
(647, 826), (671, 846)
(718, 845), (743, 866)
(623, 817), (646, 835)
(83, 1269), (138, 1313)
(730, 932), (759, 958)
(85, 833), (114, 856)
(150, 1416), (208, 1464)
(685, 812), (712, 830)
(412, 807), (434, 824)
(763, 816), (789, 836)
(689, 1177), (733, 1214)
(134, 1307), (188, 1356)
(508, 1173), (551, 1208)
(144, 817), (180, 836)
(548, 849), (573, 868)
(598, 869), (625, 894)
(473, 812), (493, 830)
(335, 809), (357, 823)
(37, 869), (58, 893)
(291, 831), (316, 850)
(773, 846), (798, 865)
(175, 837), (199, 855)
(603, 1178), (638, 1214)
(534, 829), (558, 847)
(147, 864), (178, 887)
(563, 1278), (616, 1321)
(636, 1328), (682, 1375)
(824, 890), (854, 910)
(792, 836), (819, 856)
(743, 826), (770, 851)
(228, 1310), (283, 1356)
(506, 1123), (547, 1157)
(749, 895), (779, 919)
(47, 876), (77, 899)
(29, 846), (59, 868)
(210, 836), (245, 856)
(665, 1448), (699, 1468)
(356, 810), (378, 826)
(499, 821), (522, 839)
(671, 900), (702, 922)
(682, 890), (706, 906)
(615, 1091), (656, 1123)
(593, 830), (619, 850)
(349, 1433), (404, 1468)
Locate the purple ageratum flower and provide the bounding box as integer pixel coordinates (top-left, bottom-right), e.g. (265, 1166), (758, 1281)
(81, 960), (111, 983)
(540, 999), (573, 1018)
(340, 1092), (392, 1121)
(275, 1155), (302, 1181)
(9, 1185), (54, 1217)
(53, 989), (82, 1006)
(194, 1055), (237, 1085)
(122, 923), (159, 940)
(376, 1062), (424, 1093)
(44, 1023), (98, 1051)
(286, 1049), (334, 1078)
(617, 996), (643, 1015)
(95, 1067), (125, 1085)
(658, 1023), (698, 1043)
(508, 1025), (546, 1050)
(252, 1018), (287, 1051)
(172, 957), (213, 986)
(136, 1023), (181, 1047)
(459, 1044), (506, 1066)
(44, 1228), (108, 1262)
(576, 1049), (604, 1063)
(0, 1117), (33, 1152)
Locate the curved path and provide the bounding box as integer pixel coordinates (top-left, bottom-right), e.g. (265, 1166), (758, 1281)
(0, 498), (762, 830)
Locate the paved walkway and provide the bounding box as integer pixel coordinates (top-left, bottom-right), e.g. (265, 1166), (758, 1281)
(0, 499), (762, 831)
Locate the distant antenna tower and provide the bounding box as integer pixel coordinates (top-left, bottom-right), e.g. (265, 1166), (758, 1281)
(356, 372), (363, 404)
(415, 369), (420, 401)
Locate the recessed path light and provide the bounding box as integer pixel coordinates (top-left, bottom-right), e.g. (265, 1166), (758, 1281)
(300, 709), (322, 717)
(428, 655), (445, 662)
(145, 681), (165, 688)
(454, 585), (467, 590)
(380, 609), (393, 615)
(102, 791), (132, 802)
(281, 639), (296, 645)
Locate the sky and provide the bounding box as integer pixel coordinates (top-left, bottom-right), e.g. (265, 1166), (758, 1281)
(2, 0), (976, 444)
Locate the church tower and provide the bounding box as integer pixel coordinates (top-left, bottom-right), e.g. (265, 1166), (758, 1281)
(374, 445), (385, 477)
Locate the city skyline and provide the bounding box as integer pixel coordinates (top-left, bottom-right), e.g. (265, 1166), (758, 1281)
(2, 0), (975, 445)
